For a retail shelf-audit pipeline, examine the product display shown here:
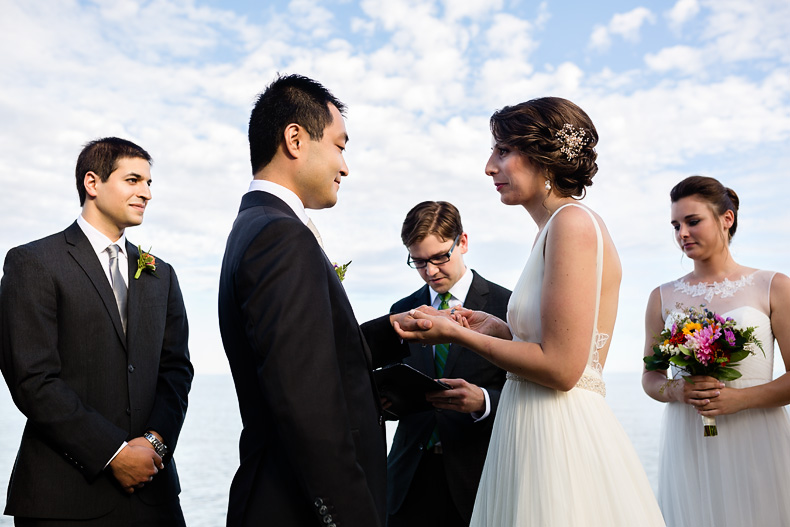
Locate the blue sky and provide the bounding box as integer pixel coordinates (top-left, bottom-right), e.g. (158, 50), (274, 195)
(1, 0), (788, 374)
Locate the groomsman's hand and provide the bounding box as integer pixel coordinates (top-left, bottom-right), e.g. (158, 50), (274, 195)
(426, 378), (485, 414)
(109, 439), (163, 493)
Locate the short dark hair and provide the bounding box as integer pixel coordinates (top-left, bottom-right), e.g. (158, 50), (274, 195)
(75, 137), (152, 206)
(401, 201), (464, 247)
(670, 175), (740, 242)
(248, 74), (346, 175)
(490, 97), (598, 199)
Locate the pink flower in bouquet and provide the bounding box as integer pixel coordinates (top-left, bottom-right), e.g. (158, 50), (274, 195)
(688, 324), (721, 366)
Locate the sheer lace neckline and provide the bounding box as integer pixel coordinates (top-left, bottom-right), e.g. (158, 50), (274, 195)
(673, 272), (757, 303)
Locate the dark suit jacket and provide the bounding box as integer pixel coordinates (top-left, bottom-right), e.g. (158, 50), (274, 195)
(218, 191), (387, 527)
(361, 271), (510, 523)
(0, 222), (193, 520)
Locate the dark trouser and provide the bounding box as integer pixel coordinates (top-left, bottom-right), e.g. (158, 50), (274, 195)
(388, 449), (467, 527)
(14, 494), (186, 527)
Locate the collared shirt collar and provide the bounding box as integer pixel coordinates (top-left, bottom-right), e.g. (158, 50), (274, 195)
(248, 179), (309, 226)
(429, 267), (472, 307)
(76, 214), (127, 257)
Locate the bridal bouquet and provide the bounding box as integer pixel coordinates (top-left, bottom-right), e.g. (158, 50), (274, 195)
(644, 305), (763, 437)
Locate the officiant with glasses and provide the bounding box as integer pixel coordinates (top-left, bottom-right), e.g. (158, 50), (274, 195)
(362, 200), (509, 527)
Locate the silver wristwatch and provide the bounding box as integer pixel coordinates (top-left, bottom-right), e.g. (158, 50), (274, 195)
(143, 431), (168, 458)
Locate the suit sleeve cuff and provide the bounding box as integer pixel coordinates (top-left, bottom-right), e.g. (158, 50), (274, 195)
(104, 441), (128, 469)
(470, 387), (491, 421)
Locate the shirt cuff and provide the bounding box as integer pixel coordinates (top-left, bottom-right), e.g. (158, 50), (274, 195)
(470, 387), (491, 421)
(105, 441), (128, 469)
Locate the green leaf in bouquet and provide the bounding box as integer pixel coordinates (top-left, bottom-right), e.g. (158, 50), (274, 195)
(644, 355), (670, 371)
(669, 355), (693, 367)
(713, 367), (742, 381)
(727, 349), (751, 363)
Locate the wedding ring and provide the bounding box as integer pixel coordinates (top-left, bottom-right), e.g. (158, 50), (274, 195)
(450, 308), (456, 315)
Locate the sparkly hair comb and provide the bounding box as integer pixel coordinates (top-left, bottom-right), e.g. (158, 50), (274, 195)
(555, 123), (589, 161)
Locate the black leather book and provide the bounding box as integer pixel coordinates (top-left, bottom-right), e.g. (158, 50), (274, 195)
(374, 363), (450, 420)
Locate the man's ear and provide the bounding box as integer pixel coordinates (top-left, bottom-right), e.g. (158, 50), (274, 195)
(283, 123), (304, 158)
(458, 232), (469, 254)
(83, 171), (100, 199)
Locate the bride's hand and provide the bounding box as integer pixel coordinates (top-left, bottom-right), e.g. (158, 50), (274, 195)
(453, 307), (512, 340)
(393, 309), (461, 345)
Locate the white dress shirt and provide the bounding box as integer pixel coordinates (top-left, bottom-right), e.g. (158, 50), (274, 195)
(248, 179), (310, 225)
(77, 215), (128, 287)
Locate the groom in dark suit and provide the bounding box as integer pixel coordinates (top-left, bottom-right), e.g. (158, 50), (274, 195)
(0, 137), (193, 525)
(218, 74), (388, 527)
(363, 201), (509, 527)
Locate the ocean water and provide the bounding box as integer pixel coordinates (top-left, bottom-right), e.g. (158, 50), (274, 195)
(0, 372), (664, 526)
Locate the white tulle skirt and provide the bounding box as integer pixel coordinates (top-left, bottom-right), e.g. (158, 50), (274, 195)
(470, 376), (665, 527)
(658, 400), (790, 527)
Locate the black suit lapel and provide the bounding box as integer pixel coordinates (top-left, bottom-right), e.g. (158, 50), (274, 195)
(443, 271), (488, 377)
(64, 222), (126, 348)
(125, 243), (147, 349)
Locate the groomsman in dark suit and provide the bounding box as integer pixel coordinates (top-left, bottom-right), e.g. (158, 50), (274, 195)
(363, 201), (510, 527)
(0, 137), (193, 526)
(218, 74), (388, 527)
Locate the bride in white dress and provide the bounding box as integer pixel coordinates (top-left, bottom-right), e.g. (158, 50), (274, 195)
(642, 175), (790, 527)
(396, 97), (664, 526)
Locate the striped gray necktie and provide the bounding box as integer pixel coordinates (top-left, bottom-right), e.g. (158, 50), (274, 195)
(107, 244), (127, 333)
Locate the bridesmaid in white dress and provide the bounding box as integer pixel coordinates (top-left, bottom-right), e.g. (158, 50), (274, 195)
(396, 97), (664, 526)
(642, 175), (790, 527)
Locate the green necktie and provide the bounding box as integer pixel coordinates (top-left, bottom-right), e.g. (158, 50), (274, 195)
(427, 292), (452, 450)
(433, 292), (452, 377)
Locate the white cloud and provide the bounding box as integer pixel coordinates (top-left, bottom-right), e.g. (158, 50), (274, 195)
(589, 25), (611, 51)
(644, 45), (705, 75)
(666, 0), (700, 31)
(589, 7), (656, 51)
(701, 0), (790, 63)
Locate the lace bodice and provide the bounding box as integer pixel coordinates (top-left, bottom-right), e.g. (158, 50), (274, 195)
(659, 270), (777, 385)
(506, 203), (608, 395)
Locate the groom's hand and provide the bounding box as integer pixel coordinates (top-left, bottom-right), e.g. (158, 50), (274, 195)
(389, 309), (434, 332)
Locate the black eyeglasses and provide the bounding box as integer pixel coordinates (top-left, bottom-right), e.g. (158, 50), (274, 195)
(407, 234), (461, 269)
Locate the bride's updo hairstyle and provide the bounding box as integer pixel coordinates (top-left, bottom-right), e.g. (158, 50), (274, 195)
(670, 175), (740, 243)
(490, 97), (598, 199)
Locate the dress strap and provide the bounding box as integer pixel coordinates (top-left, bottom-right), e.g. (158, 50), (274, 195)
(552, 204), (606, 373)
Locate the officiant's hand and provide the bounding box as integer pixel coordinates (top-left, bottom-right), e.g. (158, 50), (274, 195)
(426, 378), (485, 413)
(453, 307), (512, 340)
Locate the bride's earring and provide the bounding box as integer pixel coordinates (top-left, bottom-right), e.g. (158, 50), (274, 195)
(544, 178), (552, 191)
